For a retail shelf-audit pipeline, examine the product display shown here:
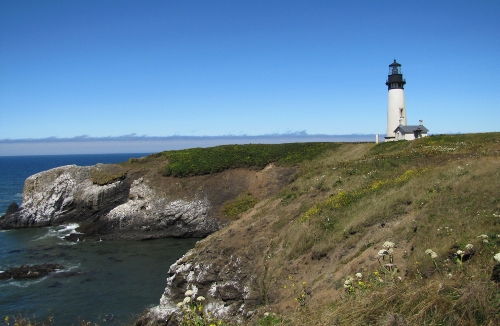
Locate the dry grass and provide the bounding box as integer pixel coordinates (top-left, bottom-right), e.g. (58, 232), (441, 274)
(240, 133), (500, 326)
(277, 274), (500, 325)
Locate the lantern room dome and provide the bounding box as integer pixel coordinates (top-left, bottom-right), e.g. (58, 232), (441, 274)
(388, 60), (402, 75)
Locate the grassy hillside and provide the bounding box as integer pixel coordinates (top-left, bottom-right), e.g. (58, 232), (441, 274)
(134, 133), (499, 325)
(241, 132), (500, 325)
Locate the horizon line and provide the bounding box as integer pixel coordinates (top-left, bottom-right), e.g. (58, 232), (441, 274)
(0, 132), (384, 143)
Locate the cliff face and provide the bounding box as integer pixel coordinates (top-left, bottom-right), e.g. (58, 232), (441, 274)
(0, 165), (130, 229)
(148, 231), (269, 323)
(0, 161), (296, 241)
(94, 177), (219, 239)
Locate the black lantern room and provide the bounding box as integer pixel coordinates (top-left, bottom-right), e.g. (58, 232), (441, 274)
(386, 60), (406, 90)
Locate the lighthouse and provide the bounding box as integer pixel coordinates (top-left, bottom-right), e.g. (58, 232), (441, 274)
(385, 60), (407, 140)
(384, 60), (429, 141)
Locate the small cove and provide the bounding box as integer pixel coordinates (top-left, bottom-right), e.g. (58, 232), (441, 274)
(0, 154), (198, 324)
(0, 226), (197, 324)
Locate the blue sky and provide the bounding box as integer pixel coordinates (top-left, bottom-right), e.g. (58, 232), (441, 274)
(1, 1), (499, 154)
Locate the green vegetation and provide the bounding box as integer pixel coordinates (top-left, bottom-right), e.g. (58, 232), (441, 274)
(159, 143), (342, 177)
(91, 170), (127, 186)
(222, 192), (259, 218)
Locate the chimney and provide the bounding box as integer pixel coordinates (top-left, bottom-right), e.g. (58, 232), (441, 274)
(419, 119), (423, 126)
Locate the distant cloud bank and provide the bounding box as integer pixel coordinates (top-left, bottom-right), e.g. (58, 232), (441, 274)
(0, 132), (379, 156)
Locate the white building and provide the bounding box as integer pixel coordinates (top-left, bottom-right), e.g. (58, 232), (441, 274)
(394, 120), (429, 141)
(385, 60), (428, 141)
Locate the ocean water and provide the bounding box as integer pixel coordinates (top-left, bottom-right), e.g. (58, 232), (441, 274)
(0, 154), (198, 325)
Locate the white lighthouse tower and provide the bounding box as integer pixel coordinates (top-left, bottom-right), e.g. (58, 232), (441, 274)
(385, 60), (407, 141)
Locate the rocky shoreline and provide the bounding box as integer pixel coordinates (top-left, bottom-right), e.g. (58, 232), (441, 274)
(0, 160), (296, 324)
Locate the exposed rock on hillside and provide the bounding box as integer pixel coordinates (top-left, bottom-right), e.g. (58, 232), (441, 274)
(95, 178), (219, 238)
(147, 233), (268, 324)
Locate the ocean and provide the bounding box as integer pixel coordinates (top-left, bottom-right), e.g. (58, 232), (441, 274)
(0, 154), (198, 325)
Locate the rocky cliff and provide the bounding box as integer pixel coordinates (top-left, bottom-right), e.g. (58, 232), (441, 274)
(0, 159), (296, 241)
(0, 164), (130, 229)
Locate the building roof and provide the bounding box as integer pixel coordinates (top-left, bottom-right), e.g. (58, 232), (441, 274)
(394, 125), (429, 133)
(389, 59), (401, 67)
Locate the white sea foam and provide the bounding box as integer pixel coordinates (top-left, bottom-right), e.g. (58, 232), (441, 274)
(0, 276), (49, 288)
(57, 223), (80, 232)
(56, 223), (83, 239)
(57, 241), (77, 246)
(53, 263), (81, 273)
(32, 229), (59, 241)
(31, 223), (82, 241)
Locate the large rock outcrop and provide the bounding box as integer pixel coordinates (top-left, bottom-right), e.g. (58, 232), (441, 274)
(0, 165), (130, 228)
(0, 165), (224, 239)
(89, 177), (220, 239)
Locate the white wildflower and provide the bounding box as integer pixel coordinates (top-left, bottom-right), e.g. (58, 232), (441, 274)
(378, 249), (388, 257)
(494, 253), (500, 263)
(343, 277), (353, 288)
(183, 297), (191, 304)
(447, 273), (453, 279)
(477, 234), (488, 239)
(196, 296), (205, 302)
(465, 244), (474, 250)
(383, 241), (395, 249)
(185, 290), (194, 297)
(425, 249), (438, 259)
(355, 272), (363, 279)
(388, 248), (394, 255)
(264, 312), (270, 317)
(456, 250), (464, 256)
(483, 239), (489, 244)
(177, 302), (184, 307)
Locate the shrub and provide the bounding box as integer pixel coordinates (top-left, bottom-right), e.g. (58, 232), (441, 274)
(222, 193), (259, 218)
(162, 143), (341, 177)
(91, 170), (127, 185)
